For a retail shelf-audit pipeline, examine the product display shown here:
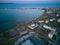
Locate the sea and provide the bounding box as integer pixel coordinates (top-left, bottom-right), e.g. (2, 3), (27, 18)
(0, 2), (60, 32)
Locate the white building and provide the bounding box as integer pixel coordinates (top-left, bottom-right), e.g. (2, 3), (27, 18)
(56, 14), (60, 17)
(50, 18), (56, 22)
(48, 31), (55, 39)
(28, 24), (38, 29)
(38, 20), (44, 23)
(57, 19), (60, 22)
(43, 25), (56, 31)
(45, 20), (49, 23)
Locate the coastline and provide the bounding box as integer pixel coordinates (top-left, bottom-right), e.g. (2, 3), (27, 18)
(0, 8), (58, 34)
(0, 8), (60, 45)
(0, 7), (56, 34)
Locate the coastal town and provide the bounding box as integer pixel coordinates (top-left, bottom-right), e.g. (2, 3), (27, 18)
(0, 8), (60, 45)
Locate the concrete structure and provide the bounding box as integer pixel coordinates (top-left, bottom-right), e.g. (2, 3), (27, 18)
(38, 20), (44, 23)
(48, 31), (55, 39)
(47, 11), (52, 14)
(56, 14), (60, 17)
(45, 20), (49, 23)
(50, 18), (56, 22)
(28, 24), (38, 29)
(57, 19), (60, 22)
(56, 14), (59, 17)
(43, 25), (56, 39)
(43, 25), (56, 31)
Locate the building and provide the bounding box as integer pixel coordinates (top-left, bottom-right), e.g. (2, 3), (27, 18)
(57, 19), (60, 22)
(48, 34), (57, 45)
(50, 18), (56, 22)
(28, 24), (38, 29)
(56, 14), (59, 17)
(43, 25), (56, 31)
(56, 14), (60, 19)
(45, 20), (49, 23)
(38, 20), (44, 23)
(46, 11), (53, 14)
(48, 31), (55, 39)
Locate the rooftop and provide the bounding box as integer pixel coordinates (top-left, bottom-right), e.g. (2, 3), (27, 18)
(28, 24), (38, 29)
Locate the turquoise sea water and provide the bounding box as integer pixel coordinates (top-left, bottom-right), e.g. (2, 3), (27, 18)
(0, 2), (60, 32)
(0, 22), (16, 33)
(0, 9), (44, 23)
(0, 3), (60, 8)
(0, 9), (44, 32)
